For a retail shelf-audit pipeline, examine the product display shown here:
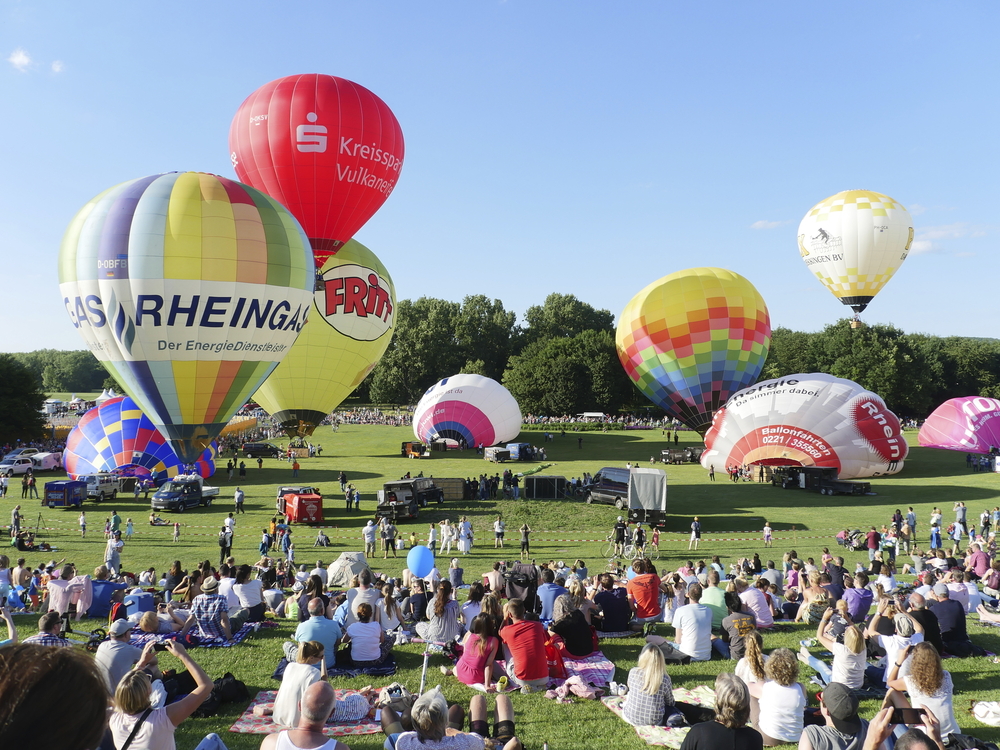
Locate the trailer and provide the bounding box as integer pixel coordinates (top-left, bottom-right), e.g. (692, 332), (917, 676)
(44, 480), (87, 509)
(627, 468), (668, 528)
(484, 447), (511, 463)
(771, 466), (871, 496)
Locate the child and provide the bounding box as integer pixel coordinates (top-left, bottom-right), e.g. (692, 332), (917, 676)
(287, 541), (295, 564)
(408, 530), (418, 548)
(651, 526), (660, 553)
(173, 521), (180, 542)
(103, 518), (111, 539)
(763, 521), (773, 548)
(125, 518), (134, 540)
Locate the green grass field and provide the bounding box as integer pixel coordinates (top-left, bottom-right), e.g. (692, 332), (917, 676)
(8, 425), (1000, 749)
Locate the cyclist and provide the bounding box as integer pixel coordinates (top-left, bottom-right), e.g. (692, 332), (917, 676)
(633, 523), (646, 557)
(613, 517), (628, 557)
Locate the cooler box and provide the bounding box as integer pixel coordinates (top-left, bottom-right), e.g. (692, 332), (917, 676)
(124, 592), (154, 617)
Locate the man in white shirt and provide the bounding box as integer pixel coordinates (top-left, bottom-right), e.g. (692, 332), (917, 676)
(223, 512), (236, 531)
(310, 560), (328, 585)
(494, 516), (506, 549)
(666, 582), (713, 661)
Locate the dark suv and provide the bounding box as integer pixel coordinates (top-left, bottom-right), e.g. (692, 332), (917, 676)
(241, 442), (281, 458)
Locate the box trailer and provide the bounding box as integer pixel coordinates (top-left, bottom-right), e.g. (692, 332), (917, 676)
(627, 468), (668, 528)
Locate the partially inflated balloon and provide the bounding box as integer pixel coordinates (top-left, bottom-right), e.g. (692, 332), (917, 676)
(65, 396), (216, 482)
(254, 239), (396, 437)
(59, 172), (314, 462)
(700, 373), (907, 479)
(413, 375), (522, 448)
(919, 397), (1000, 454)
(798, 190), (913, 314)
(229, 74), (405, 269)
(616, 268), (770, 434)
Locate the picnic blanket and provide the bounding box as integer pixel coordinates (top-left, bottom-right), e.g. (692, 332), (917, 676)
(230, 689), (381, 737)
(602, 686), (716, 748)
(129, 622), (257, 649)
(327, 652), (398, 679)
(496, 651), (615, 690)
(596, 630), (637, 639)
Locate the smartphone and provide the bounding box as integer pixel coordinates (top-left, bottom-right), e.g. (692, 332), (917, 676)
(153, 642), (168, 652)
(890, 707), (926, 724)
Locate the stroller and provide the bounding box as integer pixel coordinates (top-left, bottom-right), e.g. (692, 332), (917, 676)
(838, 529), (865, 551)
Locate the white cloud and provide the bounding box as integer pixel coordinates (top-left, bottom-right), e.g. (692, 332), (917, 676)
(7, 48), (31, 72)
(909, 239), (935, 255)
(920, 223), (970, 241)
(750, 220), (790, 230)
(908, 203), (927, 216)
(51, 60), (63, 73)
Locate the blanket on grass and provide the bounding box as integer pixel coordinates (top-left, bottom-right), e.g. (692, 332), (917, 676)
(230, 689), (380, 737)
(496, 651), (615, 690)
(596, 630), (638, 639)
(271, 654), (398, 680)
(129, 622), (257, 649)
(602, 686), (715, 748)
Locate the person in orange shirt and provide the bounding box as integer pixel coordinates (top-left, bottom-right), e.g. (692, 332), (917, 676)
(627, 558), (664, 635)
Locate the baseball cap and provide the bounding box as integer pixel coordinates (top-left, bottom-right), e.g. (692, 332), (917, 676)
(109, 619), (134, 637)
(933, 582), (950, 597)
(821, 682), (861, 735)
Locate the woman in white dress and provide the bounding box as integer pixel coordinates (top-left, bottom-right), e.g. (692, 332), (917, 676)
(458, 517), (473, 555)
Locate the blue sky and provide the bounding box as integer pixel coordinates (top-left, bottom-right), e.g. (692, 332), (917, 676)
(2, 1), (997, 352)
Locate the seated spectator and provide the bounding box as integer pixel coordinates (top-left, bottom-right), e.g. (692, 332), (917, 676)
(449, 558), (465, 589)
(593, 573), (633, 633)
(181, 575), (232, 641)
(714, 591), (756, 660)
(566, 578), (598, 623)
(627, 558), (664, 631)
(736, 630), (769, 687)
(273, 641), (327, 727)
(622, 643), (677, 726)
(22, 611), (72, 647)
(799, 609), (866, 690)
(461, 582), (485, 626)
(344, 568), (382, 627)
(737, 578), (774, 628)
(137, 605), (188, 634)
(260, 681), (351, 750)
(666, 582), (712, 661)
(747, 648), (806, 747)
(483, 561), (504, 594)
(88, 565), (128, 618)
(0, 643), (107, 749)
(843, 572), (873, 622)
(416, 580), (464, 643)
(865, 605), (923, 686)
(110, 640), (223, 750)
(96, 620), (158, 695)
(798, 681), (868, 750)
(537, 568), (567, 621)
(287, 597), (341, 669)
(232, 564), (266, 623)
(885, 641), (961, 740)
(928, 582), (973, 657)
(441, 613), (501, 689)
(679, 672), (763, 750)
(548, 594), (594, 658)
(378, 582), (405, 633)
(499, 598), (548, 693)
(403, 579), (429, 623)
(344, 602), (390, 666)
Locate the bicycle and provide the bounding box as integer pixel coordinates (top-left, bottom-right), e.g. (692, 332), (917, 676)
(600, 535), (616, 558)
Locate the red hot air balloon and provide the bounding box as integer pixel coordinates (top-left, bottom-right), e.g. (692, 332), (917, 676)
(229, 74), (405, 269)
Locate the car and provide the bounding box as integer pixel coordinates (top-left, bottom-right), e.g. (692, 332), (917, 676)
(241, 442), (281, 458)
(0, 457), (37, 476)
(3, 448), (38, 460)
(582, 466), (632, 509)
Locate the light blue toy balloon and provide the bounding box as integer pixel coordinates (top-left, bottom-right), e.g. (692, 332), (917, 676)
(626, 566), (638, 580)
(407, 545), (435, 578)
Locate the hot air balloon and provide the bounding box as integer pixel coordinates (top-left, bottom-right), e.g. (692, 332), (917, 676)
(798, 190), (914, 316)
(616, 268), (771, 434)
(65, 396), (216, 482)
(413, 375), (522, 448)
(253, 239), (396, 437)
(229, 74), (405, 269)
(919, 397), (1000, 455)
(59, 172), (314, 462)
(700, 373), (907, 479)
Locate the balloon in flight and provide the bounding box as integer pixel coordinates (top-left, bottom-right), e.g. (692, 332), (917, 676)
(65, 396), (216, 482)
(797, 190), (914, 314)
(616, 267), (771, 434)
(229, 73), (405, 269)
(700, 373), (907, 480)
(253, 239), (396, 437)
(413, 374), (522, 448)
(59, 172), (314, 463)
(918, 397), (1000, 455)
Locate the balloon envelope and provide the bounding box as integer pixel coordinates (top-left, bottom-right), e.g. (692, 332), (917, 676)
(413, 374), (522, 448)
(616, 267), (770, 434)
(407, 545), (434, 579)
(700, 373), (907, 479)
(918, 397), (1000, 454)
(65, 396), (216, 482)
(58, 172), (314, 462)
(229, 74), (405, 269)
(798, 190), (913, 314)
(253, 239), (396, 437)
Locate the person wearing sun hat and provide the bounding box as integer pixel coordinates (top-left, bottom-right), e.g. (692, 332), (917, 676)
(181, 573), (232, 642)
(800, 681), (868, 750)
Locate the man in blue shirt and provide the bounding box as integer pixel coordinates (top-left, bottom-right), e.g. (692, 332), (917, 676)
(536, 568), (567, 621)
(288, 597), (342, 667)
(88, 565), (128, 618)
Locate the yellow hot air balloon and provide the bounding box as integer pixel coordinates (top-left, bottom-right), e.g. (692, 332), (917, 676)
(797, 190), (913, 315)
(253, 239), (396, 436)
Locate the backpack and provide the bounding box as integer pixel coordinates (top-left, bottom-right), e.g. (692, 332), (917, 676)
(108, 601), (127, 625)
(973, 701), (1000, 727)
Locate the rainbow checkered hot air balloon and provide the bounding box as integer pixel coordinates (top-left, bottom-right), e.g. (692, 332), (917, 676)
(65, 396), (216, 482)
(58, 172), (314, 462)
(615, 267), (771, 434)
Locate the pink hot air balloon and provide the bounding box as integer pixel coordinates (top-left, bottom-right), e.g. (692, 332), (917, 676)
(919, 397), (1000, 454)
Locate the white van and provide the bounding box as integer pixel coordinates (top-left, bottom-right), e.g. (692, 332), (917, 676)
(78, 473), (120, 502)
(31, 452), (63, 472)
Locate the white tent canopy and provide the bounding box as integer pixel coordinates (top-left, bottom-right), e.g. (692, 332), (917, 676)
(326, 551), (371, 588)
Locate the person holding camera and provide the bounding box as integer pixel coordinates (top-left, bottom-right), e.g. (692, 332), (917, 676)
(885, 642), (960, 740)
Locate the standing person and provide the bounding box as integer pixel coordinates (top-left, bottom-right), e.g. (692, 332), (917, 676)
(353, 486), (361, 511)
(292, 460), (300, 478)
(234, 486), (245, 514)
(339, 471), (347, 492)
(907, 507), (918, 540)
(954, 501), (968, 537)
(227, 459), (234, 480)
(239, 460), (247, 479)
(363, 520), (377, 558)
(104, 530), (124, 577)
(613, 516), (628, 557)
(762, 521), (772, 548)
(494, 515), (505, 548)
(218, 526), (233, 565)
(125, 518), (134, 540)
(110, 510), (122, 536)
(519, 523), (531, 560)
(78, 510), (87, 539)
(689, 516), (701, 551)
(708, 465), (715, 481)
(260, 528), (271, 556)
(383, 519), (398, 559)
(427, 522), (438, 554)
(257, 457), (263, 470)
(173, 521), (181, 543)
(345, 485), (353, 511)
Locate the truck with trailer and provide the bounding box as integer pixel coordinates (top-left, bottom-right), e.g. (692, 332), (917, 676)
(771, 465), (871, 496)
(375, 477), (444, 522)
(275, 486), (324, 523)
(151, 474), (220, 512)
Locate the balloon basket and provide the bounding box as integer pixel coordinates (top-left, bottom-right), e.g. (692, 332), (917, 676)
(850, 319), (864, 329)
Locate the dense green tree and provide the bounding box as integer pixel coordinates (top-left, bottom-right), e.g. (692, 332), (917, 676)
(453, 295), (516, 381)
(520, 293), (614, 346)
(0, 354), (47, 441)
(759, 327), (821, 379)
(11, 349), (107, 392)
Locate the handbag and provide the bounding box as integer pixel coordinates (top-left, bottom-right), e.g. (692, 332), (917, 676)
(544, 637), (568, 679)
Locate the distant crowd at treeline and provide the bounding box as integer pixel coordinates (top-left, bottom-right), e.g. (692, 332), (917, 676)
(7, 294), (1000, 440)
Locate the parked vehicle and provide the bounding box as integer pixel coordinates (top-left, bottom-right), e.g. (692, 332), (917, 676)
(400, 441), (429, 458)
(771, 466), (871, 496)
(3, 448), (38, 460)
(44, 480), (87, 509)
(0, 457), (37, 476)
(582, 466), (631, 509)
(627, 468), (668, 528)
(506, 443), (535, 461)
(241, 442), (281, 458)
(484, 447), (511, 463)
(375, 477), (444, 522)
(77, 473), (121, 502)
(31, 452), (63, 471)
(276, 486), (324, 523)
(151, 474), (219, 512)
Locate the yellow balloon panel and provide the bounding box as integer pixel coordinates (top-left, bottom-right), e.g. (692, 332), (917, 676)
(797, 190), (913, 313)
(253, 239), (396, 435)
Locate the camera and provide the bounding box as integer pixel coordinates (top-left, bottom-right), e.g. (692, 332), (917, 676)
(890, 708), (926, 725)
(153, 642), (168, 652)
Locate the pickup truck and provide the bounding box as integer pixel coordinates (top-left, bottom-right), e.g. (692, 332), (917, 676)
(151, 475), (220, 512)
(376, 478), (443, 522)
